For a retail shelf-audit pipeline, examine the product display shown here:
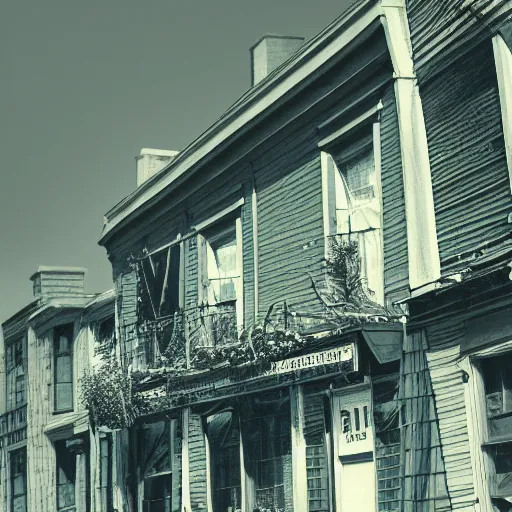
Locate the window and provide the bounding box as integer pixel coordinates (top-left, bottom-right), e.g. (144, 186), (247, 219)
(6, 337), (25, 410)
(303, 389), (332, 512)
(198, 217), (243, 346)
(322, 120), (384, 305)
(480, 354), (512, 499)
(54, 323), (74, 413)
(242, 393), (293, 512)
(10, 448), (27, 512)
(55, 440), (77, 512)
(207, 411), (241, 512)
(139, 419), (180, 512)
(99, 434), (113, 512)
(140, 244), (182, 362)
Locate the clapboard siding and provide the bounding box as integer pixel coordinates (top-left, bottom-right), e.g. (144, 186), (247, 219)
(421, 41), (511, 271)
(406, 0), (512, 81)
(26, 327), (57, 512)
(380, 83), (409, 305)
(424, 322), (476, 510)
(188, 412), (208, 512)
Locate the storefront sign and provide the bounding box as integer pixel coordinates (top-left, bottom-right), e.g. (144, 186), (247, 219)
(267, 343), (354, 375)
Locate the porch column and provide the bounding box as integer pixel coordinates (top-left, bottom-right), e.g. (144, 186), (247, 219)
(290, 385), (307, 512)
(380, 0), (441, 292)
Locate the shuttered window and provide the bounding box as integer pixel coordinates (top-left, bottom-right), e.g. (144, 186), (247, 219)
(56, 440), (77, 512)
(10, 448), (27, 512)
(54, 323), (74, 413)
(207, 411), (241, 512)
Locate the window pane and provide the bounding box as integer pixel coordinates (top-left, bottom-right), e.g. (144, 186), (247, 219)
(11, 449), (27, 512)
(140, 421), (171, 478)
(56, 355), (72, 383)
(55, 383), (73, 411)
(56, 441), (76, 510)
(143, 474), (171, 512)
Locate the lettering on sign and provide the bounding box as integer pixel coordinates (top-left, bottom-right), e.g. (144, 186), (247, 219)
(267, 344), (354, 375)
(345, 431), (367, 443)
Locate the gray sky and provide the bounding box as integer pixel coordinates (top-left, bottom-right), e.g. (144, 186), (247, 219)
(0, 0), (354, 323)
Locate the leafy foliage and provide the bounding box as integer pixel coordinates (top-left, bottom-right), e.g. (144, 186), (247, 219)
(81, 361), (149, 430)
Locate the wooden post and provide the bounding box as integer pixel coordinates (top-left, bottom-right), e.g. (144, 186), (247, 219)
(181, 408), (191, 512)
(251, 177), (259, 323)
(381, 0), (441, 292)
(290, 385), (307, 512)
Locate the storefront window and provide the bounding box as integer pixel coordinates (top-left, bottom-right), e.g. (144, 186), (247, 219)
(242, 393), (293, 512)
(207, 411), (241, 512)
(139, 419), (180, 512)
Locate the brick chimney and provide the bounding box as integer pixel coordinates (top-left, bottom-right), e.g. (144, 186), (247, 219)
(250, 34), (305, 86)
(30, 266), (87, 298)
(136, 148), (179, 187)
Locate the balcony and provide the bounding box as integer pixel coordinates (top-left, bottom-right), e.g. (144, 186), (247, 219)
(0, 403), (28, 446)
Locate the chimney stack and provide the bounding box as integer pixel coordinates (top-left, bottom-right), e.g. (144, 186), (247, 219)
(136, 148), (179, 187)
(30, 266), (87, 298)
(250, 34), (305, 86)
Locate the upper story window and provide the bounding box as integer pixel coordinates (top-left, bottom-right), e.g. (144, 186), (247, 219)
(6, 337), (26, 410)
(139, 243), (182, 364)
(321, 114), (384, 305)
(198, 215), (243, 346)
(54, 323), (74, 413)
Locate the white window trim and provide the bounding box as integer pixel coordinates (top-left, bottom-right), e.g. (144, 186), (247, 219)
(459, 340), (512, 511)
(493, 33), (512, 194)
(196, 207), (244, 336)
(320, 106), (385, 304)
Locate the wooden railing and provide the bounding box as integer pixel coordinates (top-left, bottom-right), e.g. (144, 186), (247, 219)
(0, 403), (28, 446)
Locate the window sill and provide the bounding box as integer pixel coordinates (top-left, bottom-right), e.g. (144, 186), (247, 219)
(53, 409), (74, 416)
(482, 436), (512, 447)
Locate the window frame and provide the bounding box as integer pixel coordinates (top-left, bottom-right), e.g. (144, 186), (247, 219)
(5, 336), (26, 411)
(10, 447), (27, 512)
(197, 208), (244, 344)
(461, 340), (512, 507)
(53, 323), (75, 414)
(320, 105), (385, 305)
(55, 439), (77, 512)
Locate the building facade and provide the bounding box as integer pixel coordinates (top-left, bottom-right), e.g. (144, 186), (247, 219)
(0, 267), (117, 512)
(87, 2), (512, 512)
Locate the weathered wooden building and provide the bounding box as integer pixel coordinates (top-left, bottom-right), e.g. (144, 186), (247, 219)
(0, 267), (118, 512)
(97, 1), (490, 511)
(401, 2), (512, 511)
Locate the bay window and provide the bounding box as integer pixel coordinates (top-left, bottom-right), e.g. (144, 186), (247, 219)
(321, 110), (384, 305)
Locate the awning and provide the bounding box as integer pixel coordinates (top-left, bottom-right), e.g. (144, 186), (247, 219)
(361, 323), (404, 363)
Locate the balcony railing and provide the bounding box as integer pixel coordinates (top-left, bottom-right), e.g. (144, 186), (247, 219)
(0, 403), (28, 446)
